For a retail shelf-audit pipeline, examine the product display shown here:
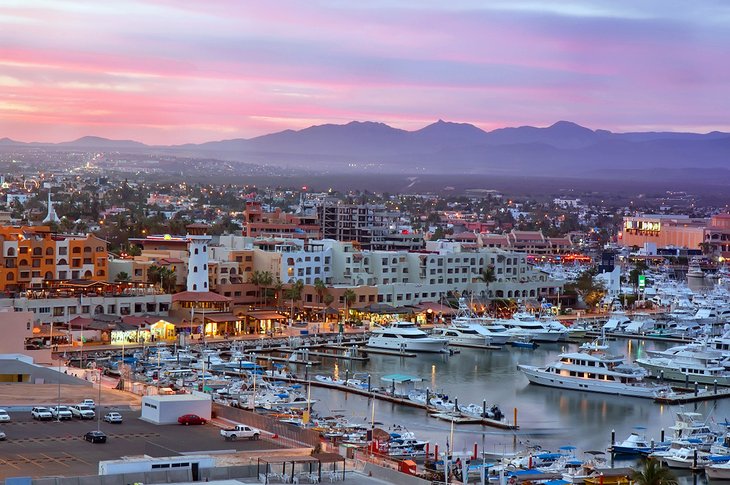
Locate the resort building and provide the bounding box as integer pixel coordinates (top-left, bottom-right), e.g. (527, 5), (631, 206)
(0, 225), (109, 292)
(620, 214), (707, 250)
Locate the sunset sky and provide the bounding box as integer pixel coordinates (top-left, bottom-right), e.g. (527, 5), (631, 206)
(2, 1), (729, 144)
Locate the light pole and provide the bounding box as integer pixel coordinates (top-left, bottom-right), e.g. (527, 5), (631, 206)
(97, 367), (102, 432)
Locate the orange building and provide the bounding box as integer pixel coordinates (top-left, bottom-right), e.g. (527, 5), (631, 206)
(242, 201), (320, 240)
(0, 225), (108, 292)
(620, 215), (707, 250)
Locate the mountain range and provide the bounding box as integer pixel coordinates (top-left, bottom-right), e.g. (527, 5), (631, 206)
(3, 120), (730, 178)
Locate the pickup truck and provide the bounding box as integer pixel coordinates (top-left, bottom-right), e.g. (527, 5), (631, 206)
(220, 424), (261, 440)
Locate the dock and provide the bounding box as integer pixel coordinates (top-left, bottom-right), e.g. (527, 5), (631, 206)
(252, 355), (321, 366)
(266, 375), (518, 430)
(654, 387), (730, 404)
(585, 330), (694, 344)
(358, 347), (418, 358)
(447, 342), (501, 350)
(430, 412), (484, 424)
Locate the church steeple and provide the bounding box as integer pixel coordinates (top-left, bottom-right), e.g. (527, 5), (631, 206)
(43, 189), (59, 224)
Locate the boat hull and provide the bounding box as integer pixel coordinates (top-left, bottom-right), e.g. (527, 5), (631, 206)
(636, 360), (730, 386)
(705, 465), (730, 480)
(366, 337), (448, 352)
(518, 365), (667, 399)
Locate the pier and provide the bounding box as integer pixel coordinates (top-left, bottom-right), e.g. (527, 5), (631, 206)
(654, 386), (730, 404)
(263, 374), (518, 430)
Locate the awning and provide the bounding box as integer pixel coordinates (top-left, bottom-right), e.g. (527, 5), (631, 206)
(242, 310), (288, 320)
(416, 302), (457, 315)
(204, 313), (240, 323)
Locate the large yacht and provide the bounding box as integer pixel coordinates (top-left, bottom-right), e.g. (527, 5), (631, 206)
(635, 349), (730, 386)
(367, 321), (449, 353)
(443, 299), (510, 345)
(519, 347), (672, 399)
(501, 311), (565, 342)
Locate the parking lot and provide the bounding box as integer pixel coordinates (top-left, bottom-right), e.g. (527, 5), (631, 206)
(0, 408), (286, 480)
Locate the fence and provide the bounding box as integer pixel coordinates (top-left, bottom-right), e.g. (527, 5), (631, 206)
(212, 402), (321, 447)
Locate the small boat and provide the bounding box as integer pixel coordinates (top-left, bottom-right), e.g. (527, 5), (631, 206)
(314, 375), (345, 385)
(510, 336), (538, 349)
(610, 431), (668, 455)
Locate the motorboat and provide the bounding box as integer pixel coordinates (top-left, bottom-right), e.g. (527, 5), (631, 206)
(431, 324), (493, 347)
(449, 298), (510, 345)
(367, 321), (449, 352)
(519, 347), (672, 398)
(635, 350), (730, 386)
(609, 431), (668, 455)
(687, 258), (705, 280)
(705, 460), (730, 479)
(501, 311), (565, 342)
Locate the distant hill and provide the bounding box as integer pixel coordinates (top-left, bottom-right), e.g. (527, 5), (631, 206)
(3, 121), (730, 178)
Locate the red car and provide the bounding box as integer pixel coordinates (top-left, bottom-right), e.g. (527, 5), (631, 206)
(178, 414), (207, 425)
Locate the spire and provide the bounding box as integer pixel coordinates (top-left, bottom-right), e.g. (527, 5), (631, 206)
(43, 189), (60, 224)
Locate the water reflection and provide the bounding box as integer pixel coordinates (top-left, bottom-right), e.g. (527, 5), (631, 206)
(305, 337), (730, 457)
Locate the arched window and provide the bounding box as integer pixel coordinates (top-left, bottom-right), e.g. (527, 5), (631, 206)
(45, 247), (54, 255)
(84, 247), (92, 253)
(193, 284), (198, 290)
(194, 248), (199, 255)
(72, 247), (81, 254)
(19, 259), (28, 267)
(7, 247), (15, 257)
(57, 258), (67, 266)
(193, 266), (198, 273)
(6, 272), (14, 281)
(44, 271), (53, 280)
(203, 246), (207, 252)
(33, 247), (42, 256)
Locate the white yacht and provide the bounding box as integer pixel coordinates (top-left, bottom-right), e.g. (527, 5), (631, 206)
(449, 299), (510, 345)
(602, 311), (631, 332)
(519, 347), (671, 399)
(502, 311), (565, 342)
(367, 321), (449, 353)
(431, 325), (493, 346)
(687, 258), (705, 280)
(636, 348), (730, 386)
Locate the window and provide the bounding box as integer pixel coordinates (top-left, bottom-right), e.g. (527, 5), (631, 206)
(194, 248), (199, 255)
(32, 247), (42, 256)
(82, 305), (90, 314)
(72, 247), (80, 254)
(83, 247), (91, 253)
(19, 247), (28, 254)
(58, 247), (67, 256)
(6, 247), (15, 257)
(46, 247), (54, 255)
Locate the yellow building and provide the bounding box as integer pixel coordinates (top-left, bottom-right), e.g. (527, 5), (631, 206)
(0, 225), (108, 292)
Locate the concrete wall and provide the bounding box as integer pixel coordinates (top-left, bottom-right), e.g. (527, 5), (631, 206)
(363, 462), (431, 485)
(141, 394), (212, 424)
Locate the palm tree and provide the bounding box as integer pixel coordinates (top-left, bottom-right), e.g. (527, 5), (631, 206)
(115, 271), (131, 283)
(285, 279), (304, 323)
(147, 264), (163, 287)
(699, 241), (713, 256)
(342, 288), (357, 325)
(632, 458), (677, 485)
(159, 268), (176, 293)
(259, 271), (273, 305)
(248, 270), (262, 305)
(272, 278), (284, 311)
(478, 265), (496, 297)
(323, 293), (335, 322)
(314, 278), (327, 321)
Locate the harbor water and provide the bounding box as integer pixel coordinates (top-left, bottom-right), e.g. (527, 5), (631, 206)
(301, 338), (729, 458)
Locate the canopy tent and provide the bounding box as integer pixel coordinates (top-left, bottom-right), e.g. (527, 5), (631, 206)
(257, 453), (346, 484)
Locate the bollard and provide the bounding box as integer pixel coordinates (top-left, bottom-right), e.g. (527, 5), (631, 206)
(426, 389), (430, 410)
(514, 407), (518, 427)
(345, 370), (349, 384)
(685, 373), (689, 389)
(693, 449), (698, 469)
(695, 381), (699, 396)
(661, 428), (665, 442)
(715, 379), (718, 395)
(367, 374), (371, 393)
(435, 444), (439, 461)
(305, 366), (308, 381)
(660, 370), (664, 382)
(611, 429), (616, 446)
(483, 399), (487, 418)
(454, 397), (459, 413)
(426, 442), (430, 459)
(651, 439), (655, 451)
(474, 442), (478, 460)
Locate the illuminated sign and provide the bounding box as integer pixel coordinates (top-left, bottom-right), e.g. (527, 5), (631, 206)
(638, 275), (646, 288)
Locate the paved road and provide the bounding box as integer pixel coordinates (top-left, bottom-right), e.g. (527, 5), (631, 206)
(0, 408), (285, 480)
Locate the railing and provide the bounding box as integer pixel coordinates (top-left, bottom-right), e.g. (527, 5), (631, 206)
(212, 402), (321, 447)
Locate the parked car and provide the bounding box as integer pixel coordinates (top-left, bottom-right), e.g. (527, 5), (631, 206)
(220, 424), (261, 440)
(0, 409), (10, 422)
(83, 430), (107, 443)
(0, 430), (6, 441)
(31, 407), (53, 421)
(81, 399), (96, 410)
(70, 405), (95, 419)
(178, 414), (206, 425)
(50, 406), (73, 420)
(103, 412), (123, 424)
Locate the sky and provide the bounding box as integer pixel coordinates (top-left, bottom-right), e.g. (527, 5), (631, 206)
(2, 0), (730, 144)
